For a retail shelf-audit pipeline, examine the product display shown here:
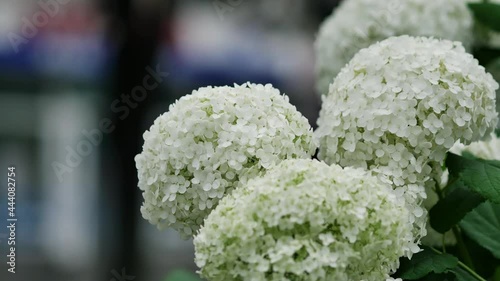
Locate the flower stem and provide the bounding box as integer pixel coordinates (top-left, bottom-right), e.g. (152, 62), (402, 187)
(457, 260), (487, 281)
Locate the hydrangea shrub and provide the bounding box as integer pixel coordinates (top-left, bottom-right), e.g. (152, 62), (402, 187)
(135, 1), (500, 279)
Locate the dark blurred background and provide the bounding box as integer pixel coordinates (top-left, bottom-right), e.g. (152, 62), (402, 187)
(0, 0), (340, 280)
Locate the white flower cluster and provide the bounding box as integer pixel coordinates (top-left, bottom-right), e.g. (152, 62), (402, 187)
(135, 83), (316, 238)
(194, 159), (414, 281)
(315, 0), (475, 94)
(315, 36), (499, 242)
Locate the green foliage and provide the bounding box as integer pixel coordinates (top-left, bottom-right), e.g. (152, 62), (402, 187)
(469, 3), (500, 32)
(422, 152), (500, 280)
(460, 202), (500, 259)
(446, 152), (500, 204)
(430, 180), (485, 234)
(417, 272), (455, 281)
(452, 266), (478, 281)
(394, 247), (494, 280)
(395, 247), (458, 279)
(494, 267), (500, 281)
(474, 47), (500, 67)
(488, 58), (500, 78)
(164, 270), (202, 281)
(463, 236), (500, 278)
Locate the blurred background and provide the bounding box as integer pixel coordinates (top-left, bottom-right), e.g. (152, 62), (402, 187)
(0, 0), (341, 280)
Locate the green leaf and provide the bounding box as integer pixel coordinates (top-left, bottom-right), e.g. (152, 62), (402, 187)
(416, 272), (455, 281)
(462, 235), (500, 278)
(494, 266), (500, 281)
(164, 270), (201, 281)
(460, 202), (500, 259)
(396, 247), (459, 279)
(469, 3), (500, 32)
(429, 181), (485, 233)
(446, 153), (500, 204)
(451, 266), (478, 281)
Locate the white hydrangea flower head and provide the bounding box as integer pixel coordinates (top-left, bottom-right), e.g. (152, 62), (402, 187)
(315, 0), (475, 94)
(194, 159), (415, 281)
(135, 83), (316, 238)
(315, 35), (498, 242)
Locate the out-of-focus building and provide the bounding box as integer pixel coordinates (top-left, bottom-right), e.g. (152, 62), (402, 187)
(0, 0), (331, 280)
